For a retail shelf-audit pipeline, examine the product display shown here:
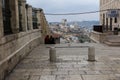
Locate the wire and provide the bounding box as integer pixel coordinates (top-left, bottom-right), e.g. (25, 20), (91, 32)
(45, 9), (108, 15)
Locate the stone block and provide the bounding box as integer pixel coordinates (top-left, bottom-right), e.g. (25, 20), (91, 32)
(56, 75), (83, 80)
(40, 75), (56, 80)
(29, 76), (40, 80)
(0, 31), (41, 80)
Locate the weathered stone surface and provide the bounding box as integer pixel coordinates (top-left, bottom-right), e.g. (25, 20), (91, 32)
(82, 75), (116, 80)
(69, 70), (86, 75)
(21, 0), (27, 31)
(0, 0), (49, 80)
(10, 0), (19, 33)
(0, 30), (41, 80)
(3, 43), (120, 80)
(29, 76), (40, 80)
(40, 75), (56, 80)
(56, 75), (83, 80)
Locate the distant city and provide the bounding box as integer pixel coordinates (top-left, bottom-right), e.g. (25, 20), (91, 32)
(49, 21), (100, 29)
(49, 20), (99, 43)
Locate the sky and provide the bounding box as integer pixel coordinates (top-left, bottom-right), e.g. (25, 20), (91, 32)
(27, 0), (99, 22)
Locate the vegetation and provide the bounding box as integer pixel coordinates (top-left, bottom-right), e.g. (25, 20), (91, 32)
(78, 35), (91, 43)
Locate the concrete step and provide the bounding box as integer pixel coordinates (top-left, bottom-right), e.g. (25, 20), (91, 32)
(104, 41), (120, 46)
(104, 35), (120, 46)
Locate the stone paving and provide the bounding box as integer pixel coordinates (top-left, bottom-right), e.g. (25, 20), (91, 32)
(5, 43), (120, 80)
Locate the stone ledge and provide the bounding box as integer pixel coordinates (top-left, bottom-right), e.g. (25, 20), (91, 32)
(0, 29), (41, 46)
(104, 41), (120, 46)
(0, 36), (41, 80)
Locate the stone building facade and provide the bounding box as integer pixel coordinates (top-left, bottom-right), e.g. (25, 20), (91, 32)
(0, 0), (49, 79)
(100, 0), (120, 31)
(90, 0), (120, 43)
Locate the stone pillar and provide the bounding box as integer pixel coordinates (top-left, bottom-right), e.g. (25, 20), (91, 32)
(26, 4), (33, 30)
(108, 18), (110, 31)
(10, 0), (19, 33)
(40, 11), (48, 36)
(88, 46), (95, 61)
(49, 47), (56, 62)
(106, 18), (108, 31)
(40, 11), (44, 34)
(44, 16), (49, 34)
(21, 0), (27, 31)
(39, 10), (49, 43)
(36, 10), (41, 30)
(40, 10), (45, 43)
(0, 0), (3, 38)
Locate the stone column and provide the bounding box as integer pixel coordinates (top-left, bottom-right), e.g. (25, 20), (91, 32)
(106, 17), (108, 31)
(88, 46), (95, 61)
(42, 14), (47, 35)
(40, 10), (46, 43)
(49, 47), (56, 62)
(0, 0), (3, 38)
(36, 9), (41, 30)
(21, 0), (27, 31)
(26, 4), (33, 30)
(40, 11), (48, 36)
(45, 19), (49, 34)
(40, 11), (44, 34)
(10, 0), (19, 33)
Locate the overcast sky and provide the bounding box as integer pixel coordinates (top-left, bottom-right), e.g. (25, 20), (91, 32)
(27, 0), (99, 22)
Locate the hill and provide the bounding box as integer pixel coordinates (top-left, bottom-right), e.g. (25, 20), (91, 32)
(68, 21), (100, 28)
(49, 21), (100, 28)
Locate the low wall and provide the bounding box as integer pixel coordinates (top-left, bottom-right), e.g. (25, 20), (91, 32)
(90, 31), (112, 43)
(0, 29), (42, 80)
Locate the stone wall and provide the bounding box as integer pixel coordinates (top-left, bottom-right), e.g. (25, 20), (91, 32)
(100, 0), (120, 31)
(0, 0), (49, 79)
(0, 29), (42, 80)
(90, 31), (113, 43)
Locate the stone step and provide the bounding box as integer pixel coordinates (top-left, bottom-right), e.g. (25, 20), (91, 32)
(104, 41), (120, 46)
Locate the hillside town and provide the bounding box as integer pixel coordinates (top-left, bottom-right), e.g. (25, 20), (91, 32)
(49, 19), (91, 44)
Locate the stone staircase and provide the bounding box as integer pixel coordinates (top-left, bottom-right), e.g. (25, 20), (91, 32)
(104, 35), (120, 46)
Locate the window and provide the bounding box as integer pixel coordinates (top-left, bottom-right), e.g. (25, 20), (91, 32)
(18, 1), (23, 31)
(110, 18), (112, 30)
(106, 18), (108, 30)
(114, 17), (117, 23)
(103, 14), (105, 25)
(32, 9), (38, 29)
(2, 0), (12, 35)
